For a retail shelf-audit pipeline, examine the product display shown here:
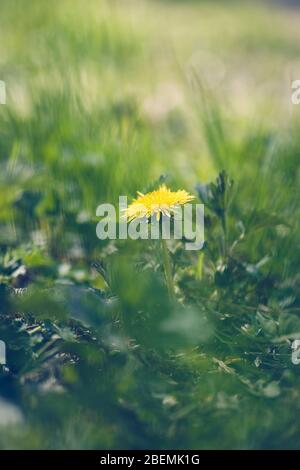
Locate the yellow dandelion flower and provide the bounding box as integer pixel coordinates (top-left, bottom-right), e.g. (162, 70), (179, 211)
(124, 184), (194, 222)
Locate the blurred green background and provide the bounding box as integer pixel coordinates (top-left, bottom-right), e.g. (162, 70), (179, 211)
(0, 0), (300, 449)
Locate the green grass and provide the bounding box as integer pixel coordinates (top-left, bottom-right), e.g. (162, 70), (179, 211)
(0, 0), (300, 449)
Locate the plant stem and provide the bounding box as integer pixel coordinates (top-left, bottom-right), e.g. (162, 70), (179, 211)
(161, 238), (175, 300)
(221, 210), (227, 258)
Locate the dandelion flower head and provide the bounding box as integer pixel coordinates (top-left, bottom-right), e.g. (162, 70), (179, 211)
(124, 184), (194, 222)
